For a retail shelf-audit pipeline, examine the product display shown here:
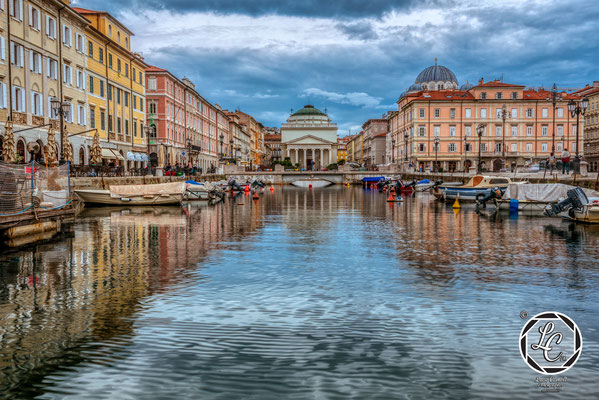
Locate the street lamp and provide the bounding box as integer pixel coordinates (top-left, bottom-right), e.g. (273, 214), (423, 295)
(50, 98), (71, 163)
(404, 132), (410, 162)
(476, 123), (485, 174)
(546, 83), (562, 158)
(499, 105), (509, 171)
(144, 125), (153, 173)
(391, 138), (395, 163)
(219, 133), (224, 159)
(568, 97), (589, 173)
(463, 136), (468, 172)
(229, 138), (233, 160)
(434, 136), (440, 172)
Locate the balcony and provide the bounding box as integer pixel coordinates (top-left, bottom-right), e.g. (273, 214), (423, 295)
(32, 116), (45, 126)
(13, 112), (27, 125)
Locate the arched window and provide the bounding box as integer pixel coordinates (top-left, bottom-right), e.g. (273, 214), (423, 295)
(79, 146), (85, 165)
(16, 140), (25, 163)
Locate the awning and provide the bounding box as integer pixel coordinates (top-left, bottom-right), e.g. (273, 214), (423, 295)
(102, 148), (116, 159)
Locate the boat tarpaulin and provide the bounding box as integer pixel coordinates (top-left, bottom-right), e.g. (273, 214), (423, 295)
(109, 182), (186, 198)
(185, 180), (204, 185)
(503, 183), (599, 202)
(417, 179), (431, 184)
(362, 177), (385, 182)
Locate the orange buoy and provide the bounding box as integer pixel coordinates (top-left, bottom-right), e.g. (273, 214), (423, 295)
(244, 185), (250, 193)
(387, 192), (395, 202)
(270, 185), (274, 191)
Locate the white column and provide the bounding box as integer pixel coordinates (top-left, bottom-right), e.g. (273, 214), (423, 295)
(303, 148), (307, 169)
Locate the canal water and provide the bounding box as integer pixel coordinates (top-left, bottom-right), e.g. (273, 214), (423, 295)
(1, 186), (598, 399)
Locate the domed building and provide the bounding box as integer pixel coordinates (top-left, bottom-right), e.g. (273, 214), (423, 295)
(415, 59), (459, 91)
(280, 105), (338, 170)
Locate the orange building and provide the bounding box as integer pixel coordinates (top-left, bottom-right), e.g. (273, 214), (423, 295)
(391, 62), (583, 172)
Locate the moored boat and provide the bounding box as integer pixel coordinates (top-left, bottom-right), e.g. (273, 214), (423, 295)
(432, 175), (525, 201)
(290, 178), (333, 188)
(75, 182), (186, 206)
(495, 183), (599, 214)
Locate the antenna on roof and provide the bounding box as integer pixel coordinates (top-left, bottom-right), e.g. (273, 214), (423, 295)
(434, 57), (438, 66)
(324, 107), (327, 114)
(290, 108), (293, 114)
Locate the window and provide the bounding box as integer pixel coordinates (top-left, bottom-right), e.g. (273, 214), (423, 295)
(526, 126), (533, 136)
(76, 33), (84, 52)
(541, 143), (548, 152)
(557, 108), (563, 118)
(116, 88), (121, 104)
(434, 125), (440, 136)
(480, 108), (487, 118)
(465, 143), (471, 151)
(62, 102), (73, 123)
(125, 63), (128, 77)
(132, 67), (136, 79)
(10, 42), (24, 67)
(449, 143), (456, 152)
(495, 143), (502, 152)
(63, 25), (72, 47)
(76, 70), (85, 89)
(480, 92), (487, 99)
(117, 117), (121, 133)
(541, 125), (548, 136)
(557, 125), (563, 136)
(449, 126), (456, 137)
(572, 143), (577, 152)
(450, 108), (456, 118)
(88, 41), (93, 58)
(117, 31), (120, 43)
(117, 58), (121, 72)
(63, 64), (73, 85)
(0, 82), (7, 109)
(89, 75), (94, 93)
(46, 16), (56, 39)
(434, 108), (440, 118)
(481, 143), (487, 152)
(108, 115), (113, 131)
(31, 92), (42, 116)
(511, 143), (517, 152)
(30, 51), (42, 73)
(496, 108), (502, 119)
(140, 123), (144, 138)
(149, 102), (157, 114)
(465, 108), (471, 118)
(148, 78), (157, 90)
(133, 120), (137, 137)
(107, 84), (112, 100)
(90, 107), (95, 129)
(496, 92), (503, 99)
(108, 24), (112, 37)
(511, 92), (518, 100)
(418, 143), (426, 152)
(125, 38), (128, 48)
(100, 110), (105, 130)
(542, 108), (548, 118)
(133, 95), (137, 109)
(10, 0), (23, 21)
(511, 126), (518, 137)
(29, 5), (40, 30)
(124, 92), (129, 107)
(526, 108), (534, 118)
(556, 142), (563, 151)
(496, 126), (502, 137)
(572, 125), (577, 136)
(138, 72), (142, 83)
(99, 48), (103, 63)
(140, 98), (143, 112)
(108, 54), (112, 69)
(465, 125), (471, 136)
(526, 143), (533, 152)
(78, 104), (86, 125)
(511, 108), (517, 118)
(125, 119), (129, 135)
(418, 126), (425, 136)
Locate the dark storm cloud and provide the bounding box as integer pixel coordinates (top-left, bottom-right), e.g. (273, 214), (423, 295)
(77, 0), (442, 18)
(336, 22), (379, 40)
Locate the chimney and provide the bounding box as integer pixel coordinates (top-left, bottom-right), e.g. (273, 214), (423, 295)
(593, 81), (599, 87)
(479, 78), (484, 85)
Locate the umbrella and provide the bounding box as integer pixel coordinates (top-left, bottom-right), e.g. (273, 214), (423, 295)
(158, 145), (165, 167)
(2, 119), (16, 163)
(45, 127), (58, 165)
(61, 126), (72, 163)
(90, 131), (102, 165)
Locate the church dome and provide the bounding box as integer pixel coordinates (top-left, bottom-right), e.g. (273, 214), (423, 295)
(292, 104), (326, 116)
(460, 81), (474, 91)
(408, 83), (423, 92)
(415, 59), (458, 90)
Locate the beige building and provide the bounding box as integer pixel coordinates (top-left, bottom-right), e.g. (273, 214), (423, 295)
(362, 118), (388, 168)
(1, 0), (90, 163)
(577, 82), (599, 172)
(280, 105), (338, 170)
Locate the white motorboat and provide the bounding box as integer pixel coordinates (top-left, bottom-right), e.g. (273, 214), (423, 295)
(495, 184), (599, 214)
(432, 175), (526, 201)
(75, 182), (185, 206)
(567, 199), (599, 223)
(290, 178), (334, 188)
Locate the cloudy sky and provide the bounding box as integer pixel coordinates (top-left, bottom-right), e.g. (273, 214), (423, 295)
(73, 0), (598, 135)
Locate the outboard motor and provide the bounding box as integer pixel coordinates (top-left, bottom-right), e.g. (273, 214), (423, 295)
(376, 178), (388, 191)
(476, 187), (503, 209)
(404, 180), (418, 188)
(432, 180), (444, 189)
(544, 187), (589, 216)
(228, 178), (242, 191)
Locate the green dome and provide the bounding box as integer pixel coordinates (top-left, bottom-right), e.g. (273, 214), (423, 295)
(292, 104), (326, 116)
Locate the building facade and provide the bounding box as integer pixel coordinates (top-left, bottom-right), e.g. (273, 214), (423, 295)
(280, 105), (338, 170)
(263, 127), (281, 165)
(392, 62), (582, 172)
(235, 110), (264, 167)
(362, 118), (388, 167)
(75, 6), (148, 167)
(577, 82), (599, 172)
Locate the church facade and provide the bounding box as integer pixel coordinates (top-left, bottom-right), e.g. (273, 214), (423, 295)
(280, 105), (338, 170)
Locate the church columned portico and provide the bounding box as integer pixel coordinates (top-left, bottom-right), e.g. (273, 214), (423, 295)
(280, 105), (338, 170)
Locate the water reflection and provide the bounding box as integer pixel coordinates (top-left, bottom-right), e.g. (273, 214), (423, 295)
(0, 187), (598, 398)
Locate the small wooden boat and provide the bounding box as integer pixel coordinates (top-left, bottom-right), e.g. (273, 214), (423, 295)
(432, 175), (525, 202)
(290, 178), (333, 188)
(76, 182), (185, 206)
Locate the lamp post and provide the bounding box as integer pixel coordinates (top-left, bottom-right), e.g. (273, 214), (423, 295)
(144, 125), (153, 174)
(546, 83), (561, 158)
(568, 97), (589, 173)
(50, 99), (71, 163)
(499, 105), (509, 171)
(391, 138), (395, 163)
(404, 132), (410, 162)
(219, 133), (224, 160)
(434, 136), (440, 172)
(463, 136), (468, 172)
(476, 123), (485, 174)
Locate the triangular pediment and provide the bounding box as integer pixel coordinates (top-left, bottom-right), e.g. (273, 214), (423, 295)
(284, 135), (335, 145)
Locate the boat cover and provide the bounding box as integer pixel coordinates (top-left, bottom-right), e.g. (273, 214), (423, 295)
(417, 179), (431, 184)
(503, 183), (599, 202)
(362, 177), (385, 182)
(109, 182), (186, 198)
(185, 180), (204, 185)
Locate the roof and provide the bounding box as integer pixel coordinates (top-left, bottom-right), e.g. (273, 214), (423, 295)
(473, 80), (525, 88)
(73, 7), (134, 36)
(416, 64), (458, 84)
(292, 104), (326, 116)
(146, 65), (168, 73)
(264, 134), (281, 141)
(405, 90), (476, 101)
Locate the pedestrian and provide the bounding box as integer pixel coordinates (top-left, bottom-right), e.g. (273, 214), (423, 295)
(548, 153), (556, 174)
(561, 148), (571, 174)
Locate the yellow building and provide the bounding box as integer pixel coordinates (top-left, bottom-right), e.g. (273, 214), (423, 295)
(1, 0), (90, 163)
(74, 7), (148, 167)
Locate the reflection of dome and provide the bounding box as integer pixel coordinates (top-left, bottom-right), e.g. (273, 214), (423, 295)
(292, 104), (326, 116)
(408, 83), (423, 92)
(415, 59), (458, 90)
(460, 81), (474, 91)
